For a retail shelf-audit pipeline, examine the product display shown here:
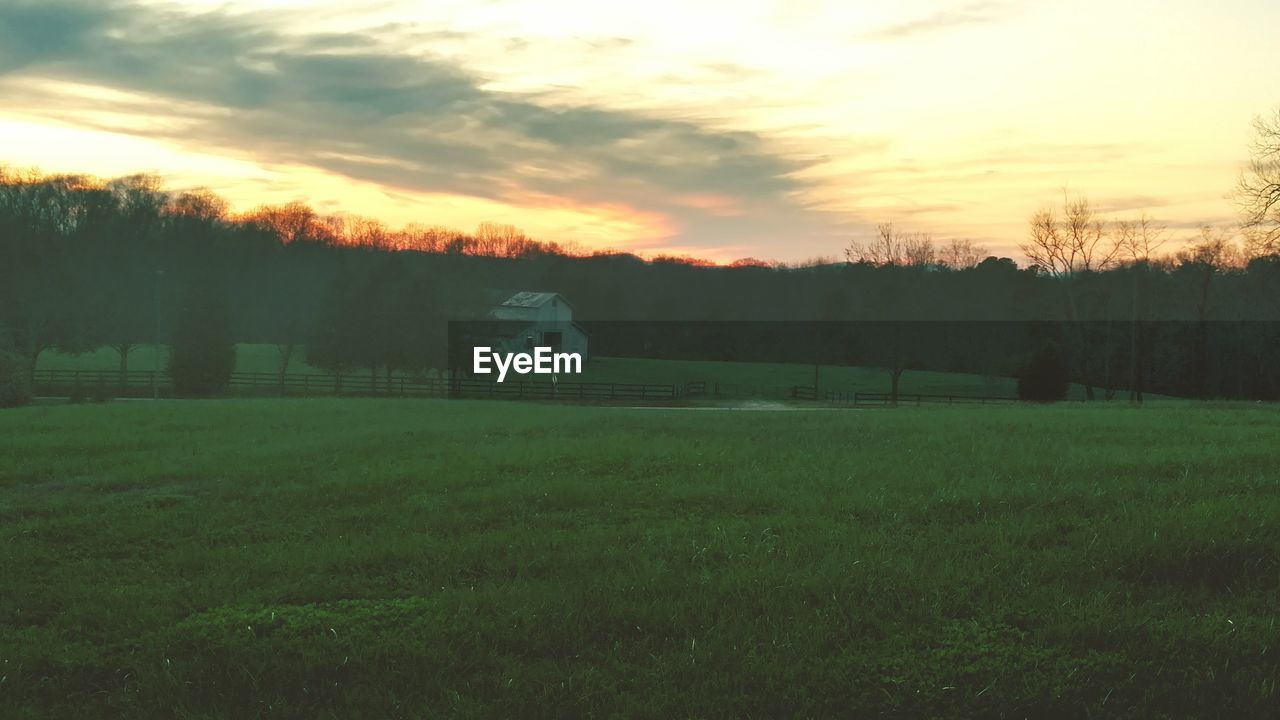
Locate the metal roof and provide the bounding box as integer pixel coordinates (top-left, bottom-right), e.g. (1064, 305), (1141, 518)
(500, 291), (571, 309)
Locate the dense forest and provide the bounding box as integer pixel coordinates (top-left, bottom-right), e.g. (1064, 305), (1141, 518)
(2, 166), (1279, 402)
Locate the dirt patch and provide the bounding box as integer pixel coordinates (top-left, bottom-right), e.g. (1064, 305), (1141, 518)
(736, 400), (793, 410)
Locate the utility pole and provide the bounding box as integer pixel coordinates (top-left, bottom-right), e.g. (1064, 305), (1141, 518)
(152, 269), (164, 400)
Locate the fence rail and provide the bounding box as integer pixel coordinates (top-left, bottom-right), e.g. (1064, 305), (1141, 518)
(32, 369), (677, 404)
(33, 370), (1018, 407)
(820, 389), (1019, 406)
(792, 385), (818, 401)
(681, 381), (1013, 405)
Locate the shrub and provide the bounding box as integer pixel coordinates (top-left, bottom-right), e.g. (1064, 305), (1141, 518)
(0, 342), (33, 408)
(91, 379), (114, 403)
(1018, 345), (1069, 402)
(168, 284), (236, 396)
(68, 382), (87, 404)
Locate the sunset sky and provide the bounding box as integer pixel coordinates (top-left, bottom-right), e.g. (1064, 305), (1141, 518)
(1, 0), (1277, 262)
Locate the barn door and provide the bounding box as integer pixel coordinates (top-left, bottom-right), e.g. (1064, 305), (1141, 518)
(543, 331), (563, 353)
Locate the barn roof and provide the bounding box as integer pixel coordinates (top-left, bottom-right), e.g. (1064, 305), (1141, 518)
(499, 291), (573, 309)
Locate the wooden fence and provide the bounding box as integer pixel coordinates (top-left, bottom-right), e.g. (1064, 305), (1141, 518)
(31, 369), (677, 404)
(690, 382), (1015, 405)
(33, 370), (1020, 407)
(819, 389), (1019, 406)
(684, 380), (820, 400)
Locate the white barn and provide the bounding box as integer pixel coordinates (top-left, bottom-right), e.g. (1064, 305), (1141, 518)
(487, 291), (589, 359)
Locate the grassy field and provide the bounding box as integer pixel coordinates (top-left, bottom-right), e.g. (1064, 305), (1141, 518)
(3, 399), (1277, 718)
(37, 344), (1078, 399)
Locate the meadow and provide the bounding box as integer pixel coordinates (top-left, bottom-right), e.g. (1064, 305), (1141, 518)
(2, 398), (1277, 718)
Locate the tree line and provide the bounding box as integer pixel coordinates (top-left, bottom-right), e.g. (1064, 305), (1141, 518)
(2, 110), (1279, 405)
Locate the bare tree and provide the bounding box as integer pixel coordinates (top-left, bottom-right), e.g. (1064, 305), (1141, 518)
(102, 174), (167, 391)
(1236, 107), (1280, 257)
(396, 224), (472, 254)
(475, 222), (535, 258)
(938, 238), (987, 269)
(238, 202), (337, 383)
(847, 223), (897, 265)
(346, 216), (393, 249)
(169, 189), (228, 222)
(1115, 213), (1166, 264)
(1020, 192), (1121, 400)
(901, 231), (936, 267)
(240, 202), (334, 245)
(1176, 225), (1242, 398)
(1177, 225), (1242, 271)
(1020, 192), (1119, 276)
(846, 222), (936, 267)
(1114, 213), (1167, 402)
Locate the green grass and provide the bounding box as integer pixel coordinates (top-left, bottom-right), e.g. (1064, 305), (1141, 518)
(2, 399), (1277, 718)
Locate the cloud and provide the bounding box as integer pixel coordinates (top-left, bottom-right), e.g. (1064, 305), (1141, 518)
(0, 1), (117, 72)
(0, 0), (824, 244)
(1161, 217), (1238, 231)
(1093, 195), (1174, 214)
(862, 2), (1010, 40)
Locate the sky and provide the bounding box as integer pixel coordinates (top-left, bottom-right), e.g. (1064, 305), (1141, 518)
(1, 0), (1277, 263)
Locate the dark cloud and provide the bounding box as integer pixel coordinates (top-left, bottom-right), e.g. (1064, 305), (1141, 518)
(862, 2), (1010, 40)
(0, 1), (117, 71)
(0, 0), (817, 229)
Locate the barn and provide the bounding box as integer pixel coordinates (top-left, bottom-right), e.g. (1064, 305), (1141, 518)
(487, 291), (589, 359)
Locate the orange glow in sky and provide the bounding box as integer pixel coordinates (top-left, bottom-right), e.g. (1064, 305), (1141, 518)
(1, 0), (1277, 262)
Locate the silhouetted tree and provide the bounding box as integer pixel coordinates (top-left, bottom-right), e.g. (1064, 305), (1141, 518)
(847, 222), (936, 267)
(939, 238), (987, 270)
(1020, 192), (1121, 399)
(0, 330), (32, 407)
(168, 282), (235, 396)
(1174, 226), (1242, 397)
(1236, 107), (1280, 257)
(1114, 213), (1167, 402)
(93, 174), (167, 391)
(1018, 345), (1069, 402)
